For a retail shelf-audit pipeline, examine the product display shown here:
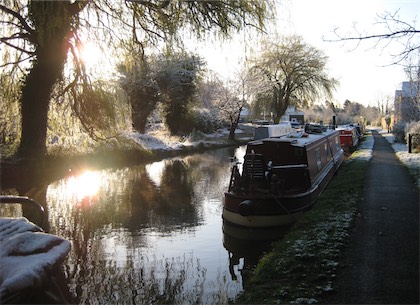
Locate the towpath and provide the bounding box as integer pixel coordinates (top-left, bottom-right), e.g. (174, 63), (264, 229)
(322, 130), (419, 304)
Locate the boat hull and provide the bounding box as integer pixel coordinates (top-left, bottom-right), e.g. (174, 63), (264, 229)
(222, 208), (303, 227)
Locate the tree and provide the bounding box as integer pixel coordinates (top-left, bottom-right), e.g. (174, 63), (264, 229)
(214, 82), (246, 141)
(118, 51), (205, 135)
(343, 99), (362, 117)
(250, 35), (338, 123)
(198, 69), (254, 140)
(326, 10), (419, 65)
(118, 54), (160, 134)
(194, 73), (226, 132)
(0, 0), (273, 162)
(376, 92), (394, 115)
(156, 52), (205, 135)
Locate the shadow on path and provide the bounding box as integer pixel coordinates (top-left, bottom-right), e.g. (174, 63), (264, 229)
(322, 130), (419, 304)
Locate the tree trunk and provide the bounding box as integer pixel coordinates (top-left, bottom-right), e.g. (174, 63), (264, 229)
(17, 38), (69, 162)
(15, 1), (86, 163)
(274, 97), (288, 123)
(228, 109), (242, 141)
(228, 123), (237, 140)
(132, 108), (148, 134)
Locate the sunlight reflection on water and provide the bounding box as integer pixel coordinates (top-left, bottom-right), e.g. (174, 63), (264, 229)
(48, 170), (102, 207)
(44, 147), (260, 305)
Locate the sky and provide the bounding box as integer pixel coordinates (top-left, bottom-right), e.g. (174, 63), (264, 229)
(194, 0), (420, 107)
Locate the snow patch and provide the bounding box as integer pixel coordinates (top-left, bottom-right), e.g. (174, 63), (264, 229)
(380, 129), (420, 188)
(350, 129), (419, 188)
(0, 218), (71, 299)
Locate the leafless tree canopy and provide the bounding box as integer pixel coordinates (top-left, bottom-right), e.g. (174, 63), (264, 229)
(324, 9), (420, 65)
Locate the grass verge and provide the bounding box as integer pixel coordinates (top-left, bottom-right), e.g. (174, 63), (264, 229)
(235, 156), (370, 304)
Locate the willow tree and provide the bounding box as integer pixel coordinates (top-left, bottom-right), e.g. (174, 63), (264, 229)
(157, 52), (205, 135)
(0, 1), (273, 162)
(250, 35), (338, 123)
(118, 55), (160, 134)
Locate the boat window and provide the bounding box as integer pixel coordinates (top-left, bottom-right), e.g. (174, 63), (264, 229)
(325, 143), (331, 160)
(335, 137), (340, 150)
(316, 148), (322, 170)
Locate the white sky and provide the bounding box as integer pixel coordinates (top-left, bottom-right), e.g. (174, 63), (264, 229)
(194, 0), (419, 107)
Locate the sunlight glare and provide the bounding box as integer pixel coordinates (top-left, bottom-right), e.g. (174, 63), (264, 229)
(65, 170), (102, 206)
(79, 42), (101, 67)
(146, 160), (166, 187)
(74, 40), (116, 80)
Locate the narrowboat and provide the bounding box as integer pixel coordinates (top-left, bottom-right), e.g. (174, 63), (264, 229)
(337, 124), (362, 152)
(223, 126), (345, 228)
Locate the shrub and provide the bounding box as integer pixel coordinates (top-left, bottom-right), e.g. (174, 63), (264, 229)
(190, 109), (221, 134)
(393, 122), (407, 143)
(406, 121), (420, 150)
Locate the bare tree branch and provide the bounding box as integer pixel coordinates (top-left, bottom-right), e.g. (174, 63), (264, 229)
(0, 4), (35, 36)
(324, 9), (419, 65)
(0, 53), (35, 68)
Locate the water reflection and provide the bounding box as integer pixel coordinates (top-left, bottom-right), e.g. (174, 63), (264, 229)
(63, 171), (101, 206)
(44, 148), (245, 304)
(1, 146), (281, 304)
(223, 221), (287, 289)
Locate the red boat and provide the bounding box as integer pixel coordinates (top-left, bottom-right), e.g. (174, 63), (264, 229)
(336, 124), (362, 152)
(223, 126), (345, 228)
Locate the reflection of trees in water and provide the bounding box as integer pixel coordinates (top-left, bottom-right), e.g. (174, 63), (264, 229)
(126, 159), (200, 232)
(64, 248), (236, 305)
(126, 150), (234, 232)
(43, 148), (239, 304)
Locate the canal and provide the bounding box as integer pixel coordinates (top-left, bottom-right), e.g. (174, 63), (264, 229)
(2, 146), (282, 304)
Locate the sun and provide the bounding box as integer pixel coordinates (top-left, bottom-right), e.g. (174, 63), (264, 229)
(75, 41), (115, 79)
(79, 42), (101, 67)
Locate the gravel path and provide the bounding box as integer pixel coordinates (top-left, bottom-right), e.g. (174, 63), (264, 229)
(322, 130), (419, 304)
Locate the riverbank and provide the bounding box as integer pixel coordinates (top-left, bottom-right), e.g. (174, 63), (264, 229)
(1, 125), (253, 189)
(234, 129), (419, 304)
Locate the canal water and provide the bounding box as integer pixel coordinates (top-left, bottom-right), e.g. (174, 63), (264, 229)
(4, 146), (280, 304)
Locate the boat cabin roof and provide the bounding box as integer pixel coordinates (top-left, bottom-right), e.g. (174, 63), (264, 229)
(248, 129), (339, 148)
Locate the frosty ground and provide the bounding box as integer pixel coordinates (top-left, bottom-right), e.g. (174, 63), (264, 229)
(381, 130), (420, 188)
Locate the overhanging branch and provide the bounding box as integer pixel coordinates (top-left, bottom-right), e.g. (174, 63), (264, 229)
(0, 4), (35, 36)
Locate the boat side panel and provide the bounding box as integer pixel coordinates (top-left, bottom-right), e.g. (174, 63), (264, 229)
(306, 131), (342, 181)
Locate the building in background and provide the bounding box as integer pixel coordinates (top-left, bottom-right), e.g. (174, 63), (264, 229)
(394, 81), (420, 123)
(280, 106), (305, 125)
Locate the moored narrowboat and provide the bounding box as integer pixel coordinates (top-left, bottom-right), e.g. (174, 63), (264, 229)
(223, 126), (345, 228)
(337, 124), (362, 152)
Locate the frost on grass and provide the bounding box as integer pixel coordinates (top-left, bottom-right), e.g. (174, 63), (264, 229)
(291, 297), (318, 304)
(348, 130), (374, 162)
(125, 127), (234, 151)
(382, 129), (420, 189)
(262, 206), (358, 303)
